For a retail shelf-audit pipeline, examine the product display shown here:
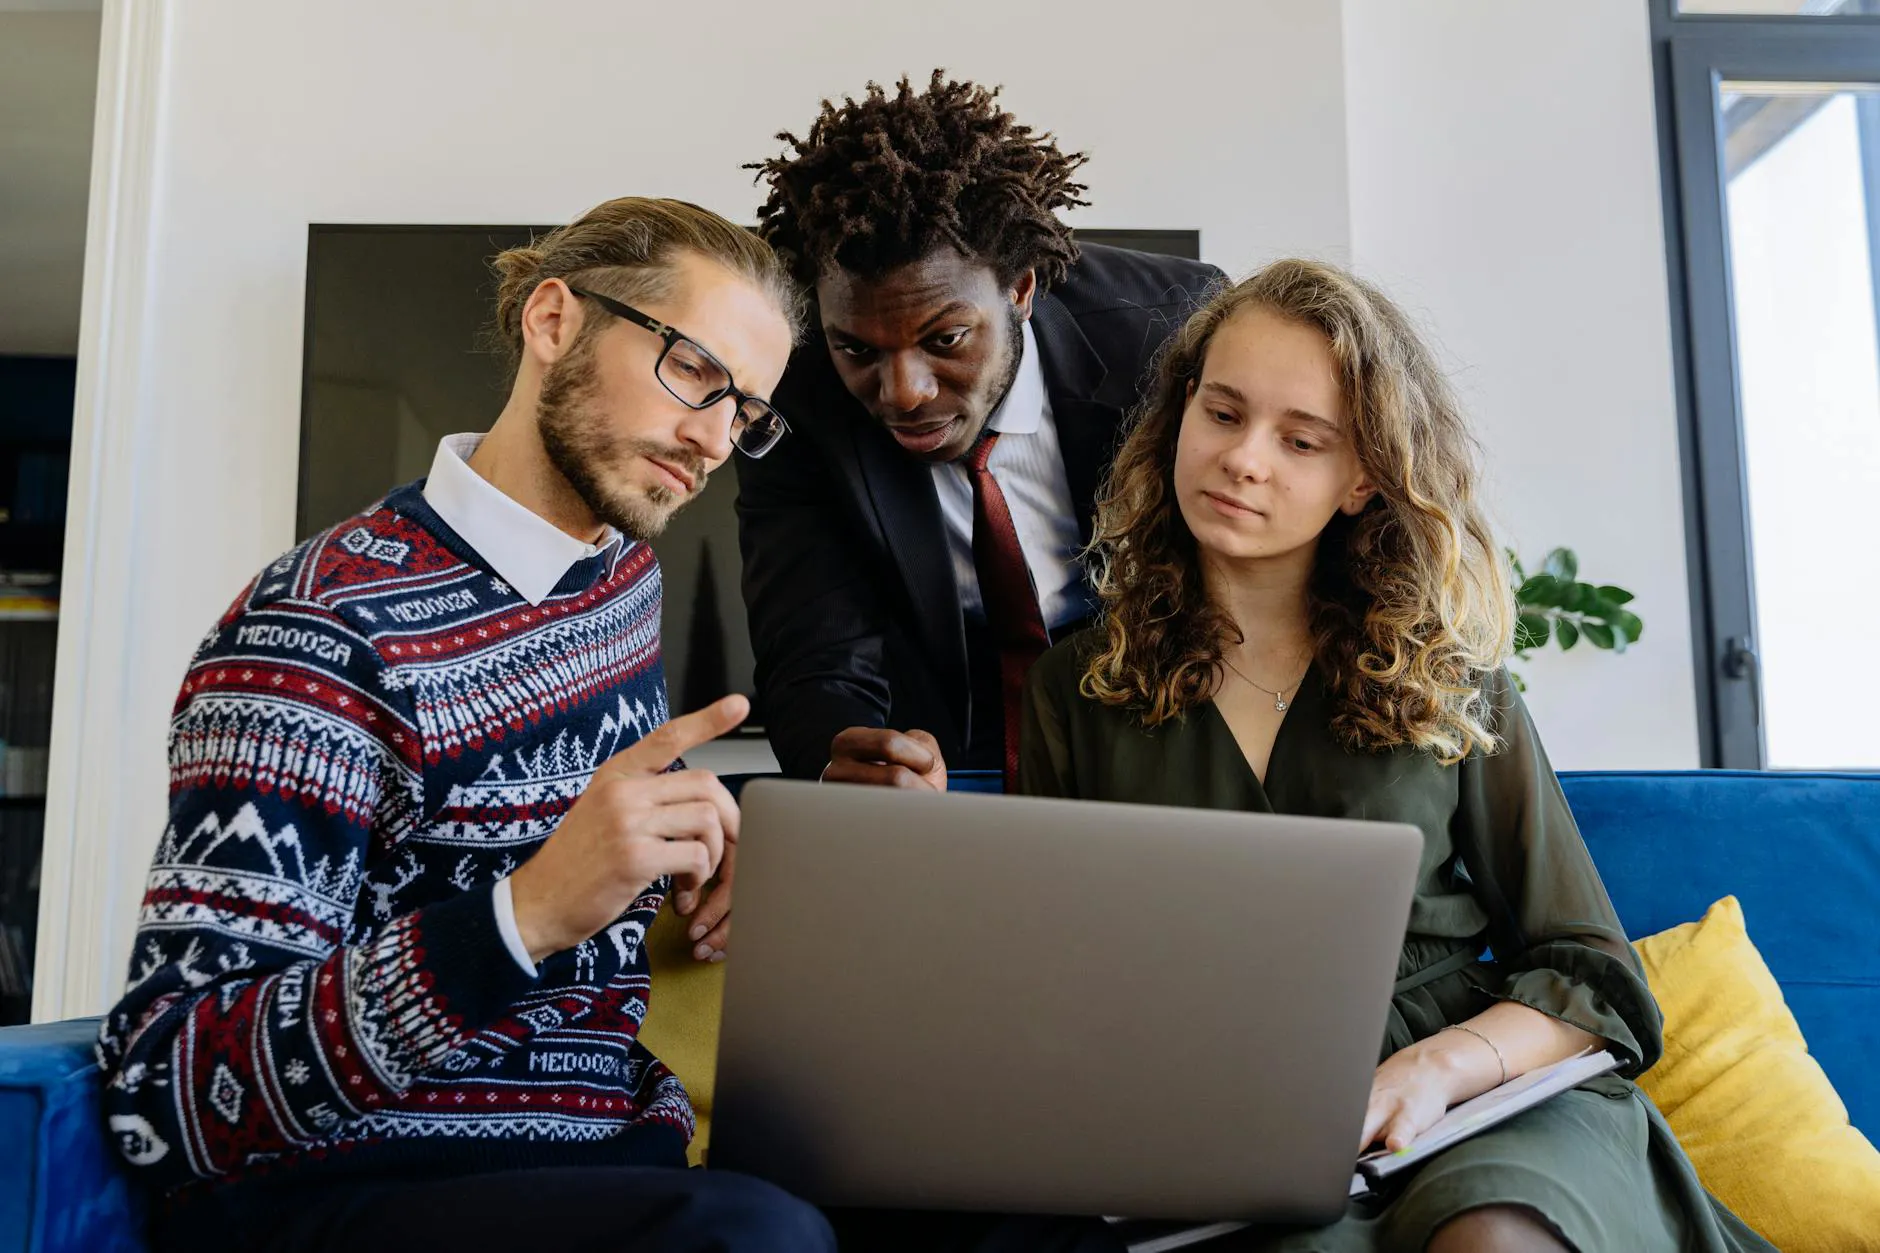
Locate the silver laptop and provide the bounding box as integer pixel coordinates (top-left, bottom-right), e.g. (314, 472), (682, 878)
(709, 780), (1421, 1224)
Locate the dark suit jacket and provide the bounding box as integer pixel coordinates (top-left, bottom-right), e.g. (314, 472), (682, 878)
(735, 244), (1223, 778)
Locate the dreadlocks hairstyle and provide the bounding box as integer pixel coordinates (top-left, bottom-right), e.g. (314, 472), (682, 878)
(1082, 260), (1516, 765)
(748, 70), (1091, 290)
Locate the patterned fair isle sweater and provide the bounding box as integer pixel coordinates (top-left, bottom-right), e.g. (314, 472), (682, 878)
(97, 481), (693, 1206)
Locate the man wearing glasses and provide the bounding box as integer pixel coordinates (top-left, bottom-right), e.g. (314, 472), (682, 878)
(97, 198), (834, 1253)
(741, 73), (1221, 793)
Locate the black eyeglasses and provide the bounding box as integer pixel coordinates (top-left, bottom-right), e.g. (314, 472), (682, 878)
(567, 286), (790, 459)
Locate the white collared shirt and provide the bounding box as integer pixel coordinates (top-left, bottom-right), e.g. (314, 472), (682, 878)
(423, 433), (618, 605)
(929, 321), (1087, 629)
(422, 432), (622, 976)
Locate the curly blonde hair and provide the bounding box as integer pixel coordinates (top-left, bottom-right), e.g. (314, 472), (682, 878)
(1082, 259), (1513, 763)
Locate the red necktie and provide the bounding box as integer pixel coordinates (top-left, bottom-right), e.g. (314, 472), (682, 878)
(965, 431), (1050, 792)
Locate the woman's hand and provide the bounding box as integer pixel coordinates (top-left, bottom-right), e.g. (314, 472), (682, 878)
(1358, 1027), (1504, 1154)
(1359, 1007), (1607, 1155)
(1358, 1048), (1458, 1154)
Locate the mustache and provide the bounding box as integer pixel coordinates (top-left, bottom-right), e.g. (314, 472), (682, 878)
(624, 438), (708, 492)
(879, 412), (956, 431)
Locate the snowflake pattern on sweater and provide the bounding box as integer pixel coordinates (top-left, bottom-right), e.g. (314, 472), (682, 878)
(97, 483), (693, 1198)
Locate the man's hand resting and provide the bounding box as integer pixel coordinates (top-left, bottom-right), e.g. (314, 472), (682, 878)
(823, 726), (947, 790)
(670, 841), (734, 963)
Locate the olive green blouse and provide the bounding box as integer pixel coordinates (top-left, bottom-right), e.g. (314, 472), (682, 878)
(1017, 631), (1664, 1072)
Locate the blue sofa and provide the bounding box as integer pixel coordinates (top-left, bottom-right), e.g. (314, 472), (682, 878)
(2, 769), (1875, 1253)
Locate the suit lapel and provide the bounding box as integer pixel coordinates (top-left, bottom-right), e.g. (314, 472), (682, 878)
(849, 416), (969, 744)
(1031, 293), (1129, 547)
(840, 290), (1134, 748)
(1053, 398), (1122, 548)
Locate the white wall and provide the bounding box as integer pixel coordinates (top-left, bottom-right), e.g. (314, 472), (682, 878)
(39, 0), (1352, 1019)
(1342, 0), (1701, 770)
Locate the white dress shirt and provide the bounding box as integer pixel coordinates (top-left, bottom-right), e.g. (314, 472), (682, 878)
(929, 321), (1087, 629)
(423, 432), (617, 605)
(423, 433), (621, 975)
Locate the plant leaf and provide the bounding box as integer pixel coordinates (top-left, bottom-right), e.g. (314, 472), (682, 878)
(1568, 583), (1603, 615)
(1517, 574), (1565, 608)
(1582, 621), (1616, 650)
(1515, 612), (1552, 650)
(1587, 594), (1628, 621)
(1614, 610), (1644, 643)
(1556, 619), (1580, 652)
(1543, 547), (1578, 583)
(1596, 584), (1635, 606)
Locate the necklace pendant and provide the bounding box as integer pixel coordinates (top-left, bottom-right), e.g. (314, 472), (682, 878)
(1275, 697), (1289, 713)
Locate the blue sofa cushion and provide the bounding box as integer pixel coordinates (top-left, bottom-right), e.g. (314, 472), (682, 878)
(1561, 770), (1879, 1139)
(0, 1016), (145, 1253)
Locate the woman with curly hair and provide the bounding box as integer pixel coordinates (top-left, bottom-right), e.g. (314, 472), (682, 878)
(1020, 260), (1772, 1253)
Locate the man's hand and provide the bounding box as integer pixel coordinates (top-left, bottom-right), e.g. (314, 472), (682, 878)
(671, 842), (733, 963)
(822, 726), (947, 790)
(508, 695), (747, 963)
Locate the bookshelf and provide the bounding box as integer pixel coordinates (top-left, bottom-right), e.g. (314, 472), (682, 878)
(0, 355), (71, 1023)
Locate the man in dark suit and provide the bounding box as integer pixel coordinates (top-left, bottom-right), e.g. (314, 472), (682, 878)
(739, 71), (1221, 791)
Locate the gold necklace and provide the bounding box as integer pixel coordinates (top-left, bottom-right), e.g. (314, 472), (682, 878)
(1220, 655), (1311, 713)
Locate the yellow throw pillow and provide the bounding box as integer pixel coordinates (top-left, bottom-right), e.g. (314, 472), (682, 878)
(1633, 895), (1880, 1252)
(638, 900), (726, 1166)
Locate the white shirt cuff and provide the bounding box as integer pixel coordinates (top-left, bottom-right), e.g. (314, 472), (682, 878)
(491, 875), (540, 975)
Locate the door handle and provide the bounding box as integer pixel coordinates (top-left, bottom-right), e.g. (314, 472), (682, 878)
(1723, 636), (1761, 728)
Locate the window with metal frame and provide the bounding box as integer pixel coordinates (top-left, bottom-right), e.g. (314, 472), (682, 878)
(1652, 0), (1880, 769)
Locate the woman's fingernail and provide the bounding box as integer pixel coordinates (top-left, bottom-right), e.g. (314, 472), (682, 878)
(693, 943), (712, 961)
(688, 924), (706, 942)
(708, 951), (727, 963)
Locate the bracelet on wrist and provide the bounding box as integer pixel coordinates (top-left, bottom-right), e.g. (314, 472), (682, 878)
(1440, 1022), (1508, 1087)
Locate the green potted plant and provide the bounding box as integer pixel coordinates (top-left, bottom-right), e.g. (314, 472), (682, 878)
(1509, 548), (1644, 684)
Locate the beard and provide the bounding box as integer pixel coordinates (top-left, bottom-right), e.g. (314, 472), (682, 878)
(989, 299), (1027, 412)
(536, 334), (707, 542)
(945, 301), (1028, 462)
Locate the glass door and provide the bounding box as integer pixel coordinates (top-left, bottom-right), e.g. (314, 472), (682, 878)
(1665, 17), (1880, 766)
(1720, 83), (1880, 768)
